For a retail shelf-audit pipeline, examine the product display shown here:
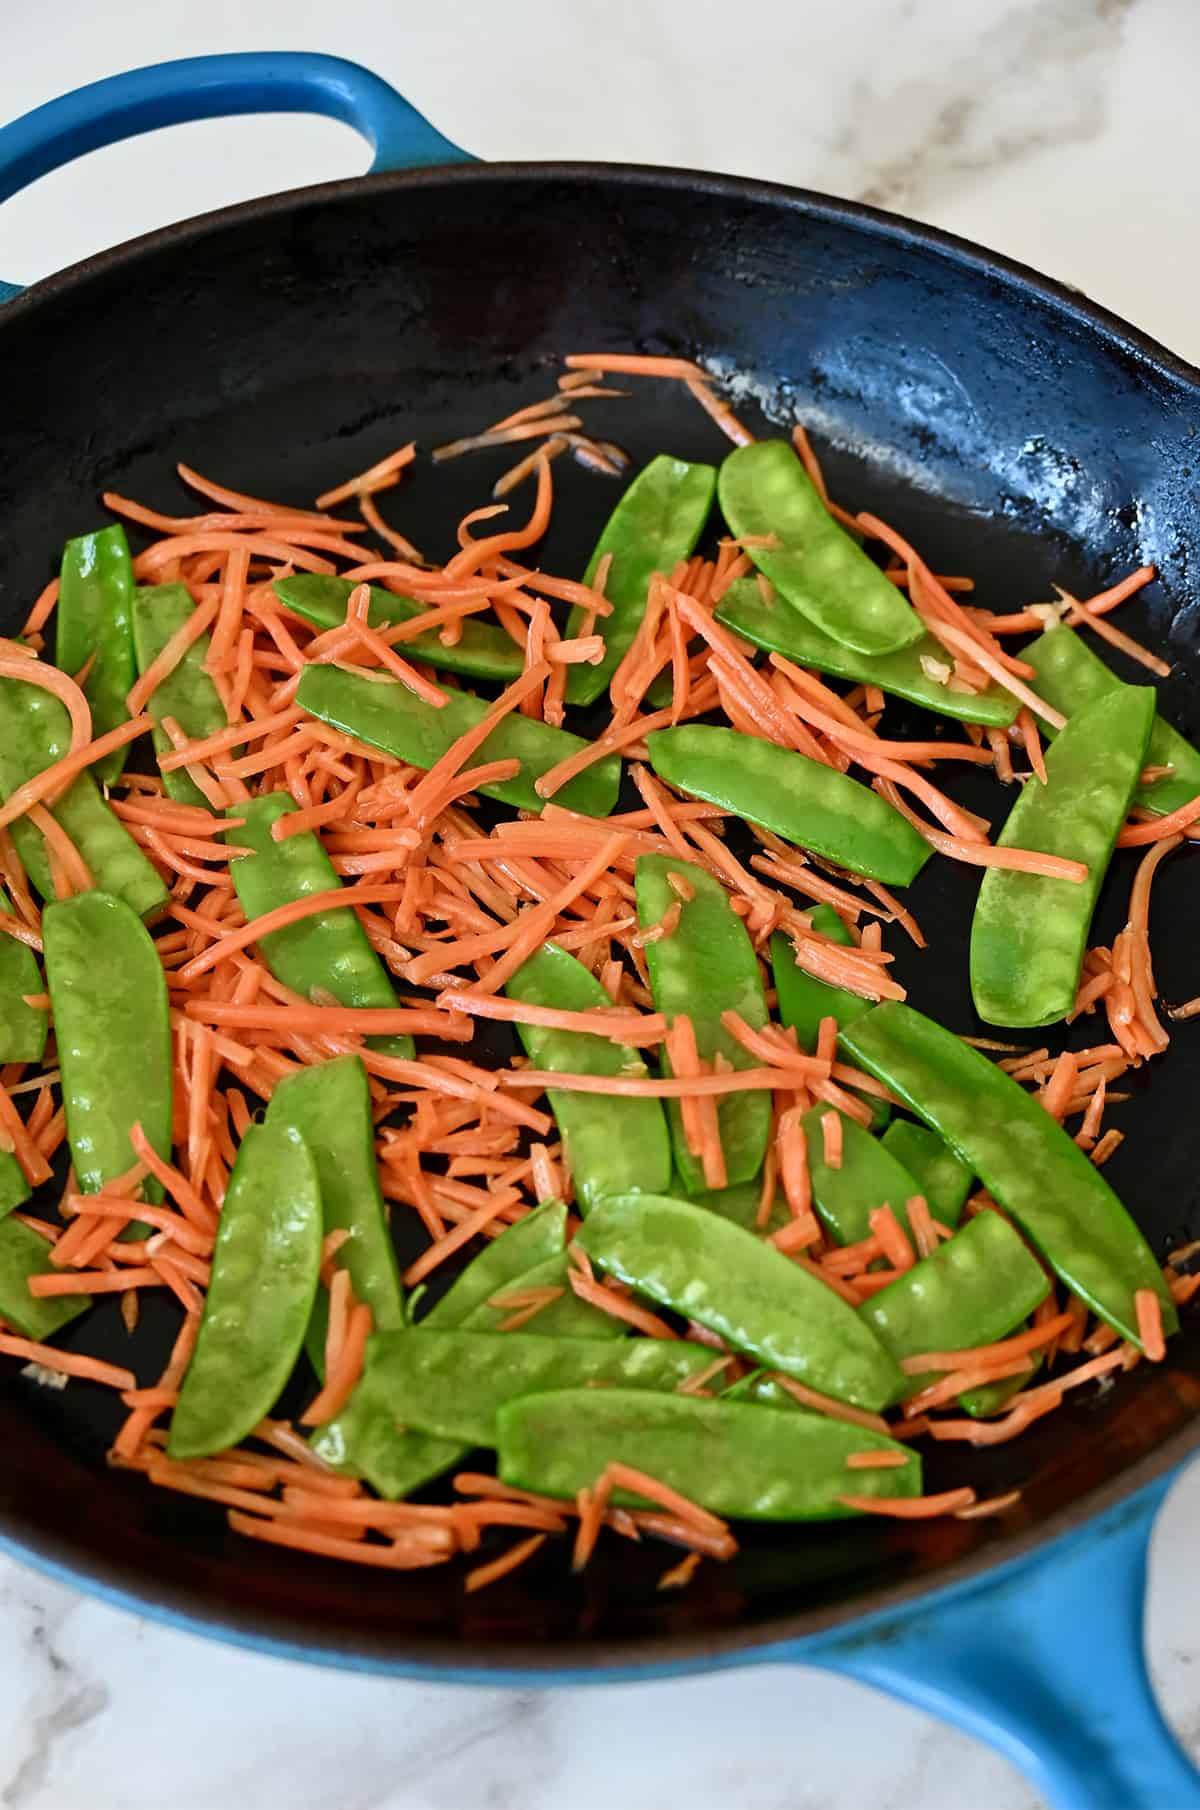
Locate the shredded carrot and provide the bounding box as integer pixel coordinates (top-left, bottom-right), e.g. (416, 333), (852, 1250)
(1135, 1288), (1167, 1361)
(838, 1488), (977, 1518)
(820, 1110), (843, 1169)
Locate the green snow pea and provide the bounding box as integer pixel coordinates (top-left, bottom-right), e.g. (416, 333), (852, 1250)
(802, 1105), (925, 1247)
(0, 1217), (90, 1340)
(169, 1121), (322, 1460)
(312, 1204), (618, 1496)
(0, 888), (47, 1063)
(43, 892), (172, 1202)
(265, 1054), (404, 1374)
(771, 909), (887, 1128)
(970, 685), (1155, 1027)
(498, 1390), (921, 1520)
(0, 1155), (31, 1220)
(273, 574), (525, 683)
(56, 525), (137, 785)
(504, 942), (672, 1211)
(715, 577), (1019, 726)
(297, 663), (620, 818)
(1025, 624), (1200, 816)
(839, 1001), (1176, 1348)
(565, 455), (717, 707)
(361, 1329), (716, 1448)
(230, 791), (413, 1061)
(647, 725), (930, 886)
(420, 1198), (569, 1328)
(683, 1174), (786, 1233)
(859, 1210), (1050, 1399)
(131, 585), (230, 809)
(717, 442), (923, 656)
(636, 853), (770, 1193)
(0, 672), (167, 919)
(880, 1120), (971, 1228)
(577, 1192), (904, 1410)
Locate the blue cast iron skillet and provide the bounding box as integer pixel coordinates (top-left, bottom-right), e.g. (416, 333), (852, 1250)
(2, 53), (1200, 1810)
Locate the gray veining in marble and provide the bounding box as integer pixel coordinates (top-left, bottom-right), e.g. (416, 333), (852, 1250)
(2, 1), (1200, 1805)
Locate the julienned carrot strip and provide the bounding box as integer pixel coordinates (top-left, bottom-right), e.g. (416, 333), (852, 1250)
(0, 642), (91, 752)
(1062, 591), (1172, 678)
(301, 1301), (373, 1425)
(435, 993), (667, 1044)
(568, 1272), (679, 1339)
(1117, 793), (1200, 846)
(28, 1267), (162, 1297)
(2, 711), (156, 835)
(0, 1086), (53, 1185)
(1136, 1288), (1166, 1361)
(563, 353), (706, 380)
(226, 1510), (452, 1568)
(180, 1001), (471, 1038)
(498, 1066), (826, 1099)
(316, 443), (416, 510)
(874, 778), (1087, 881)
(464, 1532), (548, 1592)
(922, 621), (1066, 729)
(174, 886), (408, 983)
(0, 1336), (135, 1390)
(126, 595), (222, 716)
(838, 1488), (977, 1518)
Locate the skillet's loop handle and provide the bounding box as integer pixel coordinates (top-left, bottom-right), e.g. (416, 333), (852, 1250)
(0, 51), (474, 302)
(816, 1473), (1199, 1810)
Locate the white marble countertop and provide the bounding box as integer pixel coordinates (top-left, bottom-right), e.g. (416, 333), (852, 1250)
(4, 2), (1200, 1804)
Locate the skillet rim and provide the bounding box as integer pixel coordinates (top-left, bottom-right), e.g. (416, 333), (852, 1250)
(1, 155), (1198, 1673)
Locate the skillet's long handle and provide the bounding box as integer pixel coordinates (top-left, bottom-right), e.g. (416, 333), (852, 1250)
(0, 51), (474, 300)
(810, 1470), (1199, 1810)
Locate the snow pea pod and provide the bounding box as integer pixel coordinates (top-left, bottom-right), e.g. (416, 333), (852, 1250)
(565, 454), (717, 707)
(0, 673), (167, 919)
(959, 1351), (1040, 1419)
(717, 442), (923, 656)
(636, 853), (770, 1192)
(498, 1390), (921, 1520)
(297, 663), (620, 818)
(577, 1192), (904, 1410)
(504, 942), (672, 1211)
(0, 1155), (31, 1220)
(684, 1174), (786, 1233)
(273, 574), (525, 682)
(0, 1217), (90, 1340)
(859, 1210), (1050, 1399)
(802, 1105), (925, 1247)
(880, 1119), (971, 1228)
(839, 1000), (1177, 1347)
(1024, 624), (1200, 816)
(362, 1329), (715, 1447)
(771, 909), (887, 1129)
(43, 892), (172, 1202)
(56, 525), (136, 785)
(169, 1121), (322, 1460)
(420, 1198), (569, 1328)
(230, 792), (413, 1061)
(0, 887), (47, 1063)
(970, 685), (1155, 1027)
(266, 1053), (404, 1374)
(131, 585), (229, 809)
(312, 1205), (618, 1496)
(647, 725), (930, 885)
(715, 577), (1019, 727)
